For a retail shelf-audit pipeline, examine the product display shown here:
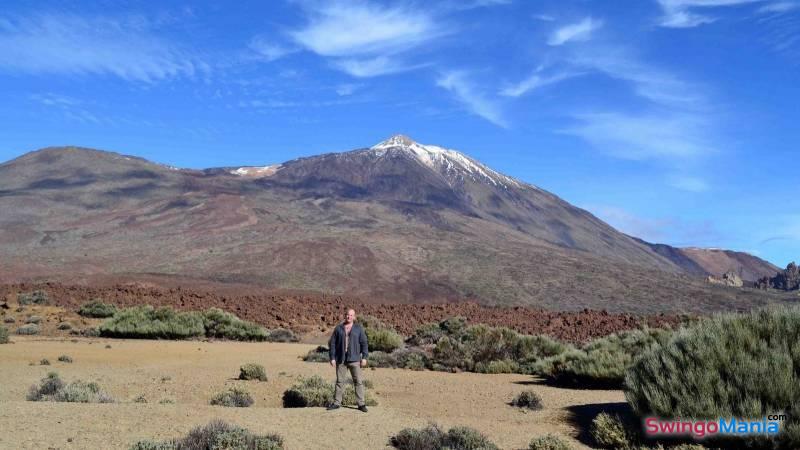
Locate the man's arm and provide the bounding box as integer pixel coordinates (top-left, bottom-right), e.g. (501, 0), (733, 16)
(359, 326), (368, 360)
(328, 328), (337, 366)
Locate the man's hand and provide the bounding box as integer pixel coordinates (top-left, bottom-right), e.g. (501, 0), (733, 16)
(360, 359), (367, 368)
(330, 360), (336, 367)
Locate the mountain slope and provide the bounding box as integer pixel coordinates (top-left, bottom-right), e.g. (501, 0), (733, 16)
(0, 137), (782, 312)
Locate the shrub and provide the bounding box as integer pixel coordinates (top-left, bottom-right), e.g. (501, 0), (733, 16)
(18, 290), (48, 305)
(210, 387), (254, 407)
(3, 316), (14, 323)
(265, 328), (299, 343)
(368, 327), (404, 353)
(133, 394), (147, 403)
(303, 346), (331, 363)
(159, 398), (175, 404)
(129, 420), (284, 450)
(389, 424), (498, 450)
(528, 434), (573, 450)
(511, 390), (543, 410)
(282, 375), (377, 407)
(433, 336), (471, 370)
(536, 328), (672, 388)
(0, 325), (8, 344)
(202, 308), (269, 341)
(239, 363), (267, 381)
(26, 315), (42, 324)
(591, 413), (630, 449)
(360, 315), (404, 352)
(394, 349), (428, 370)
(409, 322), (445, 346)
(57, 355), (73, 363)
(16, 324), (39, 335)
(78, 300), (117, 318)
(100, 306), (205, 339)
(57, 322), (72, 330)
(626, 307), (800, 448)
(40, 358), (50, 365)
(366, 351), (398, 368)
(27, 372), (113, 403)
(475, 359), (520, 374)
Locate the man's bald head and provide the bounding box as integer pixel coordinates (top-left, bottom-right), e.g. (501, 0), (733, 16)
(345, 309), (356, 324)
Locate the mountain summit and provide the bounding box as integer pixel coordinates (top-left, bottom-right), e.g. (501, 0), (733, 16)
(0, 141), (780, 312)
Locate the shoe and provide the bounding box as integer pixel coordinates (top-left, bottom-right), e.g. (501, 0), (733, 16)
(326, 404), (341, 410)
(358, 404), (368, 413)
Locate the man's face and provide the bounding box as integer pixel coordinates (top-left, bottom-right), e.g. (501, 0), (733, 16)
(345, 309), (356, 324)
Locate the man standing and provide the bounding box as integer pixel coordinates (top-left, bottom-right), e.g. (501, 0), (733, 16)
(327, 308), (369, 412)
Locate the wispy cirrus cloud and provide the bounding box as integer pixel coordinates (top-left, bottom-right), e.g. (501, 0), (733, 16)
(247, 36), (296, 62)
(547, 17), (603, 46)
(436, 71), (507, 128)
(656, 0), (767, 28)
(0, 14), (207, 83)
(288, 1), (446, 77)
(500, 68), (582, 97)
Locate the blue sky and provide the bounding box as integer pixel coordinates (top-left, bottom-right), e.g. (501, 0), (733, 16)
(0, 0), (798, 267)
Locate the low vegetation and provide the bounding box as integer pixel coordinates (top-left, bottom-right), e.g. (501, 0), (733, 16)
(57, 355), (73, 363)
(27, 372), (113, 403)
(3, 316), (14, 323)
(16, 324), (39, 335)
(534, 328), (673, 388)
(25, 315), (42, 324)
(0, 325), (8, 344)
(282, 375), (376, 408)
(528, 434), (573, 450)
(98, 305), (284, 341)
(590, 413), (630, 449)
(209, 387), (254, 407)
(626, 306), (800, 449)
(57, 322), (72, 330)
(129, 420), (284, 450)
(360, 315), (404, 352)
(238, 363), (267, 381)
(389, 424), (499, 450)
(511, 390), (543, 410)
(78, 300), (118, 318)
(17, 290), (49, 305)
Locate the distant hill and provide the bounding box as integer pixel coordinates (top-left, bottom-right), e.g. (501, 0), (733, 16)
(0, 136), (785, 313)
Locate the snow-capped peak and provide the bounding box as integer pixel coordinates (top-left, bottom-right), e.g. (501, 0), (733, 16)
(370, 135), (522, 189)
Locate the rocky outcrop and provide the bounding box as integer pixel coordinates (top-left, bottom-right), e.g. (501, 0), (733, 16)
(756, 262), (800, 291)
(707, 271), (744, 288)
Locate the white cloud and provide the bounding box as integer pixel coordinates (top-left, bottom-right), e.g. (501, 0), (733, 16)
(333, 56), (420, 77)
(436, 71), (507, 128)
(289, 2), (441, 57)
(533, 14), (556, 22)
(656, 0), (767, 28)
(562, 112), (712, 161)
(668, 175), (710, 192)
(547, 17), (603, 46)
(758, 1), (800, 13)
(500, 70), (582, 97)
(335, 83), (361, 96)
(248, 36), (295, 62)
(0, 14), (207, 83)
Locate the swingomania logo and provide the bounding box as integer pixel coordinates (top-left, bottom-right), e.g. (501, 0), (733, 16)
(644, 414), (787, 439)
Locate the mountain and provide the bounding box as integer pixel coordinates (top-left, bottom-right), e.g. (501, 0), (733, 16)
(0, 136), (784, 313)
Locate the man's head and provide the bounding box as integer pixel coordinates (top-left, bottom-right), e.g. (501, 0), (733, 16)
(344, 309), (356, 324)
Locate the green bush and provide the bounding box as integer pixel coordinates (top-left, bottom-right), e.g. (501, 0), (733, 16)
(360, 315), (404, 352)
(591, 413), (630, 449)
(433, 336), (471, 370)
(25, 315), (42, 324)
(303, 346), (331, 363)
(57, 355), (73, 363)
(626, 307), (800, 448)
(98, 305), (270, 341)
(40, 358), (50, 365)
(389, 423), (498, 450)
(3, 316), (15, 323)
(210, 387), (254, 407)
(536, 328), (672, 388)
(78, 300), (118, 318)
(409, 322), (445, 346)
(475, 359), (520, 374)
(0, 325), (8, 344)
(395, 349), (428, 370)
(57, 322), (72, 330)
(239, 363), (267, 381)
(511, 390), (543, 410)
(265, 328), (299, 343)
(100, 306), (205, 339)
(27, 372), (113, 403)
(129, 420), (284, 450)
(202, 308), (269, 341)
(366, 351), (398, 368)
(18, 290), (48, 305)
(282, 375), (377, 408)
(16, 324), (39, 335)
(528, 434), (573, 450)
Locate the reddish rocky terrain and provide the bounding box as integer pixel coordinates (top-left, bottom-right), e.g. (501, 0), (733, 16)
(1, 281), (684, 343)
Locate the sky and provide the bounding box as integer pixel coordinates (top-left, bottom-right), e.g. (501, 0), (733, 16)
(0, 0), (798, 267)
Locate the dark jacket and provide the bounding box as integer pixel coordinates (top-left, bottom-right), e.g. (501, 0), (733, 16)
(328, 322), (368, 364)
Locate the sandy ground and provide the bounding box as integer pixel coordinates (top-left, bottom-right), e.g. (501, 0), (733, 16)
(0, 336), (624, 450)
